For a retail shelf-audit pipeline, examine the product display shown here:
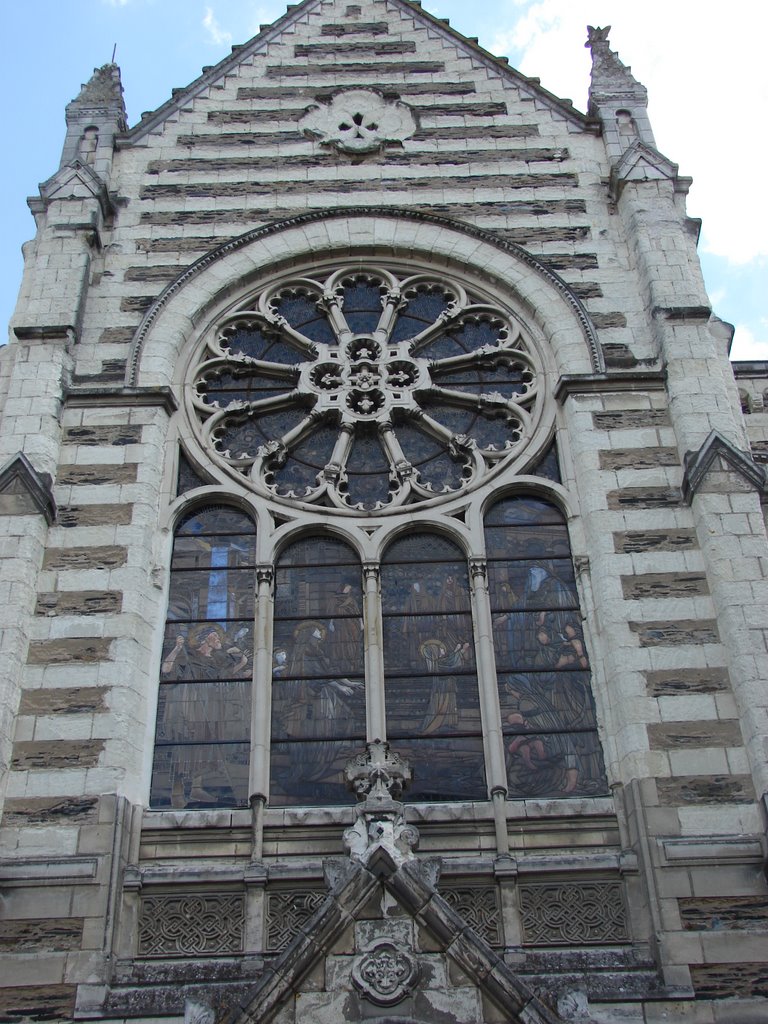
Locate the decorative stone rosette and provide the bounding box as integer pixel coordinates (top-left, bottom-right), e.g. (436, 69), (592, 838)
(190, 263), (543, 513)
(299, 88), (416, 153)
(351, 940), (419, 1005)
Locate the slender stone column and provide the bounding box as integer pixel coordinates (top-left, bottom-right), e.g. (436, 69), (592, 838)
(249, 566), (274, 830)
(363, 563), (386, 741)
(469, 558), (509, 855)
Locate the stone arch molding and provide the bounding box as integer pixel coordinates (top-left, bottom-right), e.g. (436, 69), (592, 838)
(128, 209), (603, 391)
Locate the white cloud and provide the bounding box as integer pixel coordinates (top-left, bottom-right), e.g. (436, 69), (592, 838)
(484, 1), (768, 266)
(203, 6), (233, 47)
(729, 324), (768, 362)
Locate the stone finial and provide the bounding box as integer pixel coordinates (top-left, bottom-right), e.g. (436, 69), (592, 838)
(343, 741), (419, 865)
(585, 25), (647, 103)
(69, 64), (126, 112)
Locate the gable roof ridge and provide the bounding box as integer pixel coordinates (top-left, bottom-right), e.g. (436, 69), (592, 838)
(118, 0), (595, 146)
(227, 851), (572, 1024)
(120, 0), (324, 145)
(682, 429), (767, 503)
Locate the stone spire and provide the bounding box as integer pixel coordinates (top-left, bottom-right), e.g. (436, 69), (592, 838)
(586, 25), (655, 159)
(60, 63), (127, 178)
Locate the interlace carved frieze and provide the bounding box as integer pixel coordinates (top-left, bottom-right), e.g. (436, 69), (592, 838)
(138, 892), (244, 957)
(190, 263), (543, 514)
(441, 884), (502, 946)
(519, 881), (629, 946)
(266, 888), (327, 951)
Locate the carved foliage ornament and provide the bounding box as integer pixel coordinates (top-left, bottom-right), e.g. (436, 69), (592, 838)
(352, 941), (420, 1005)
(300, 89), (416, 152)
(190, 263), (543, 513)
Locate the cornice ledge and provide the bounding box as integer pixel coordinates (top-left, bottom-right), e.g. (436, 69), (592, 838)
(682, 429), (768, 504)
(555, 369), (666, 401)
(13, 325), (75, 343)
(0, 452), (57, 525)
(64, 385), (178, 415)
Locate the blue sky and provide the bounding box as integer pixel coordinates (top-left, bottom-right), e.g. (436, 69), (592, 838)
(2, 0), (765, 360)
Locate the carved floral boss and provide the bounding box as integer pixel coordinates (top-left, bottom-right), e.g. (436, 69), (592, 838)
(299, 88), (416, 153)
(191, 265), (541, 512)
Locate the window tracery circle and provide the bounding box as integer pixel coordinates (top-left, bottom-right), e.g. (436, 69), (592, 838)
(188, 263), (547, 513)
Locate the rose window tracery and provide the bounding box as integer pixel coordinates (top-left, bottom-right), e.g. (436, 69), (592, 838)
(191, 265), (542, 511)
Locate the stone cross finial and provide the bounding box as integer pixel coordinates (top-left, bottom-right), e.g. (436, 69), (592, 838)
(343, 741), (419, 864)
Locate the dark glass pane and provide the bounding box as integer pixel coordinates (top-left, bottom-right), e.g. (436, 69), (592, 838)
(273, 619), (364, 678)
(453, 319), (505, 351)
(467, 413), (522, 451)
(418, 403), (474, 435)
(502, 728), (608, 799)
(386, 670), (481, 738)
(223, 325), (272, 360)
(529, 442), (562, 483)
(414, 451), (466, 491)
(384, 533), (466, 564)
(382, 615), (475, 668)
(155, 681), (251, 743)
(432, 361), (530, 399)
(498, 671), (597, 732)
(418, 334), (466, 359)
(272, 674), (365, 740)
(392, 421), (444, 464)
(176, 450), (208, 495)
(277, 537), (359, 569)
(166, 569), (255, 622)
(271, 293), (337, 345)
(485, 496), (565, 527)
(270, 739), (363, 806)
(177, 508), (256, 537)
(485, 524), (572, 561)
(341, 279), (384, 334)
(161, 621), (253, 681)
(272, 424), (338, 496)
(199, 369), (292, 407)
(390, 737), (486, 802)
(172, 533), (257, 570)
(488, 560), (577, 611)
(344, 432), (392, 509)
(150, 741), (249, 808)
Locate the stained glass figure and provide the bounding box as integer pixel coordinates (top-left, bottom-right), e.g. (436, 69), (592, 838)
(270, 537), (366, 806)
(485, 497), (608, 799)
(150, 506), (257, 809)
(190, 265), (542, 512)
(381, 533), (486, 802)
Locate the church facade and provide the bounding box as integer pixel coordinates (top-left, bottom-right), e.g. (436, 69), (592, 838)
(1, 2), (768, 1021)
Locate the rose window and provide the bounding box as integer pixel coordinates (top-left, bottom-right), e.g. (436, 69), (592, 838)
(191, 265), (542, 511)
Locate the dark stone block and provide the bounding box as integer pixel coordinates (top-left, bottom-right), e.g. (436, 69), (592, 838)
(680, 896), (768, 931)
(123, 266), (179, 282)
(620, 572), (709, 599)
(57, 504), (133, 527)
(535, 252), (598, 270)
(98, 328), (135, 344)
(36, 590), (122, 616)
(120, 297), (155, 313)
(62, 425), (140, 447)
(11, 739), (105, 770)
(43, 545), (127, 569)
(1, 795), (98, 825)
(599, 447), (679, 471)
(0, 918), (84, 952)
(0, 985), (76, 1022)
(320, 21), (390, 36)
(607, 487), (681, 509)
(18, 686), (109, 715)
(656, 774), (755, 805)
(691, 962), (768, 999)
(592, 409), (671, 430)
(629, 619), (719, 646)
(591, 312), (627, 328)
(26, 637), (113, 664)
(56, 464), (138, 486)
(647, 720), (742, 749)
(613, 529), (697, 553)
(294, 40), (416, 55)
(644, 667), (730, 696)
(265, 60), (446, 76)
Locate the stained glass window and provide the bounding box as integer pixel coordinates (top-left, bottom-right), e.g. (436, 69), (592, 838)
(381, 534), (486, 802)
(150, 506), (257, 809)
(270, 537), (366, 806)
(485, 497), (608, 799)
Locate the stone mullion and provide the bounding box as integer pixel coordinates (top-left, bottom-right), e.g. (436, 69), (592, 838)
(362, 563), (386, 742)
(249, 565), (274, 857)
(468, 557), (509, 856)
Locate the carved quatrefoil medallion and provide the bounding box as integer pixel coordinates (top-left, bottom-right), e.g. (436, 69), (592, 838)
(299, 89), (416, 153)
(351, 941), (419, 1005)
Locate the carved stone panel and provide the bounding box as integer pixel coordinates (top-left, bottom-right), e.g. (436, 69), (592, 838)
(441, 884), (502, 946)
(351, 940), (419, 1005)
(138, 893), (244, 957)
(519, 881), (629, 946)
(265, 888), (326, 952)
